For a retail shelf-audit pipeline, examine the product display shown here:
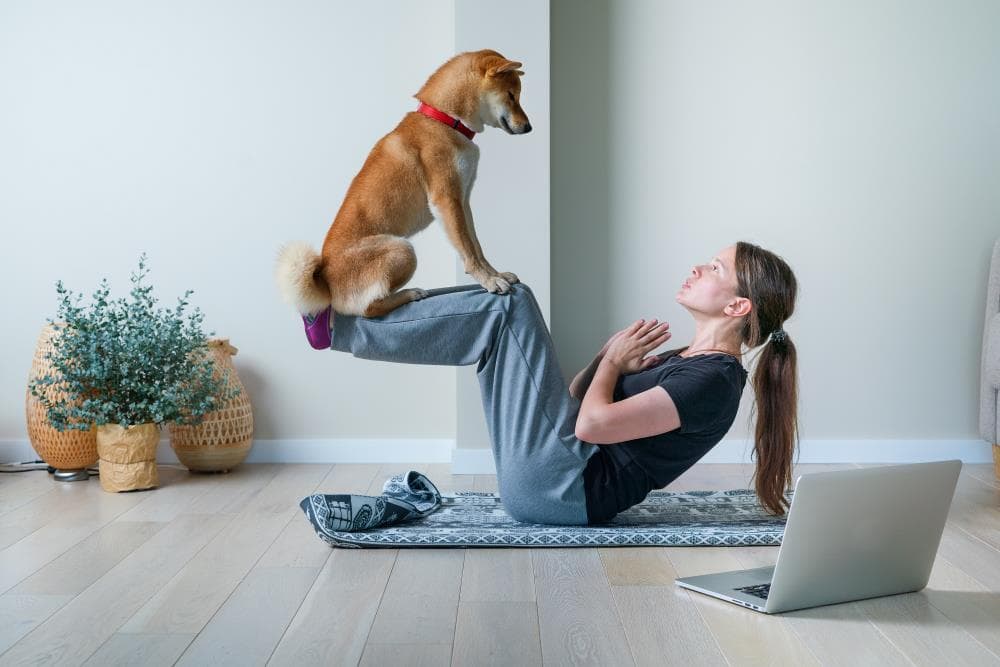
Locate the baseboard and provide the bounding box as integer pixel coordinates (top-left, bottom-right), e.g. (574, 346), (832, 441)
(0, 438), (454, 467)
(1, 438), (992, 473)
(449, 438), (995, 475)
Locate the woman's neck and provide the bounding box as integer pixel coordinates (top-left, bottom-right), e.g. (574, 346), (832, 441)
(680, 318), (743, 359)
(681, 331), (743, 358)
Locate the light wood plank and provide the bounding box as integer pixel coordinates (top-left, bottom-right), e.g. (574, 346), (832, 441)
(118, 509), (295, 634)
(82, 633), (194, 667)
(853, 590), (1000, 665)
(922, 555), (1000, 658)
(733, 546), (996, 665)
(117, 462), (318, 636)
(611, 586), (727, 667)
(460, 548), (535, 602)
(937, 524), (1000, 591)
(0, 594), (73, 655)
(183, 463), (281, 514)
(359, 642), (453, 666)
(600, 547), (676, 586)
(945, 470), (1000, 552)
(366, 549), (465, 644)
(256, 463), (377, 569)
(267, 548), (397, 666)
(175, 566), (319, 666)
(8, 521), (163, 596)
(602, 547), (725, 666)
(963, 463), (998, 486)
(0, 471), (62, 516)
(533, 548), (634, 665)
(452, 601), (541, 666)
(326, 462), (384, 494)
(113, 465), (219, 522)
(0, 462), (996, 667)
(667, 547), (821, 666)
(0, 481), (150, 593)
(779, 602), (914, 666)
(0, 487), (87, 551)
(0, 513), (231, 665)
(239, 463), (332, 515)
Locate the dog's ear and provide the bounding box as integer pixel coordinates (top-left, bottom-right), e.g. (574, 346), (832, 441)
(487, 60), (523, 77)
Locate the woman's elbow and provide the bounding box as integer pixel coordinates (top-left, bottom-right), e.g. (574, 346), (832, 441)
(575, 419), (610, 445)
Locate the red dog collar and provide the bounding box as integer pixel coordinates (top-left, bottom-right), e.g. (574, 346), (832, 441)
(417, 102), (476, 140)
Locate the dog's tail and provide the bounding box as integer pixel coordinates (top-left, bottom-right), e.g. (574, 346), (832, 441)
(274, 241), (332, 315)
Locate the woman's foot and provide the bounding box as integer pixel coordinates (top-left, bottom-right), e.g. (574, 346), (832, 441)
(303, 305), (333, 350)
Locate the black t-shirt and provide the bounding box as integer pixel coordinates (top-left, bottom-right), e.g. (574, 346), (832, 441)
(582, 349), (748, 523)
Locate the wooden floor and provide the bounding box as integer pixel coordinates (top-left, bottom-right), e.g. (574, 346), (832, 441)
(0, 461), (997, 666)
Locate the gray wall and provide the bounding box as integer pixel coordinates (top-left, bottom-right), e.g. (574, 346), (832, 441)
(552, 0), (1000, 453)
(454, 1), (551, 461)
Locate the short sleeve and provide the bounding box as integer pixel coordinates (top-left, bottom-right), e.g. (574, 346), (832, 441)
(656, 363), (739, 435)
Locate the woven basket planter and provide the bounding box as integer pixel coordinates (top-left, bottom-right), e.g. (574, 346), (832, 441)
(96, 423), (159, 492)
(25, 323), (98, 470)
(168, 338), (254, 473)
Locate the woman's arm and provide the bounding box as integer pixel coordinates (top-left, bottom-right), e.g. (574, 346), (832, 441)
(575, 319), (678, 444)
(568, 354), (604, 401)
(575, 356), (681, 444)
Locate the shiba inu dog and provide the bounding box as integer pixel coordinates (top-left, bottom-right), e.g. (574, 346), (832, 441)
(275, 49), (531, 322)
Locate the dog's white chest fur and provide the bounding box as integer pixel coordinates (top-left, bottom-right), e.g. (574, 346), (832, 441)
(455, 143), (480, 199)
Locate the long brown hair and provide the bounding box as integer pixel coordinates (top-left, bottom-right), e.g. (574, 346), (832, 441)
(734, 241), (799, 515)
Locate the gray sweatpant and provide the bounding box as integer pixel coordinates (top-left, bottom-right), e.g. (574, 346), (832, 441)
(329, 282), (599, 525)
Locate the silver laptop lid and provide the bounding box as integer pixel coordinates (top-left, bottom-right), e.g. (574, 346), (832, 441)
(766, 460), (961, 613)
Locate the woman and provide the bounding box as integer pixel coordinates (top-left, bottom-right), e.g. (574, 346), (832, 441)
(299, 241), (798, 525)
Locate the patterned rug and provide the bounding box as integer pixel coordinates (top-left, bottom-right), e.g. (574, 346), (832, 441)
(302, 488), (792, 548)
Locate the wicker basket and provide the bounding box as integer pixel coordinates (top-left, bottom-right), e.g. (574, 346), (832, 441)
(25, 323), (98, 469)
(168, 338), (254, 472)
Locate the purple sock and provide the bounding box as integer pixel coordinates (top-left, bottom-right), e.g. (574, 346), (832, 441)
(302, 306), (332, 350)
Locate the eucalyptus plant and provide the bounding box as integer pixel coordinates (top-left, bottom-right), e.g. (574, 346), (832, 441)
(29, 253), (240, 431)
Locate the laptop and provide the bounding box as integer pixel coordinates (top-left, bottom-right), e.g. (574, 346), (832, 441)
(674, 459), (962, 614)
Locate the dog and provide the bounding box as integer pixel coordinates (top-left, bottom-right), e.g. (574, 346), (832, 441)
(275, 49), (532, 320)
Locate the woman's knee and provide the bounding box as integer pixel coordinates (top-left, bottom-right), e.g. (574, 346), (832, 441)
(512, 281), (535, 300)
(500, 491), (588, 526)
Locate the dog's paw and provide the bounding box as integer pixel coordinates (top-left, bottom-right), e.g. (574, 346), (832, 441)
(482, 275), (513, 294)
(498, 271), (519, 285)
(406, 288), (429, 301)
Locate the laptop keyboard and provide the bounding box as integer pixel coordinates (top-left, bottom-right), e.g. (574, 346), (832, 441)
(734, 583), (771, 600)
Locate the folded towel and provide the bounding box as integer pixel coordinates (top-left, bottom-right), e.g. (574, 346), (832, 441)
(300, 470), (442, 535)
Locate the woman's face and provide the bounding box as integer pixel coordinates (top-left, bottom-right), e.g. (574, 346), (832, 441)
(675, 244), (741, 315)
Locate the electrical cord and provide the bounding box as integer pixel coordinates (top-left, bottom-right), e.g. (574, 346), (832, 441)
(0, 460), (99, 476)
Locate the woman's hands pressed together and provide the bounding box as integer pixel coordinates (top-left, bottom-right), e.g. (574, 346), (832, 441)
(602, 319), (672, 374)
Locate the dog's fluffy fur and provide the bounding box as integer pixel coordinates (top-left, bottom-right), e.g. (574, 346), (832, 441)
(275, 49), (532, 318)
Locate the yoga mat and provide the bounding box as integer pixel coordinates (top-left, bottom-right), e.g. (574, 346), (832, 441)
(301, 487), (792, 549)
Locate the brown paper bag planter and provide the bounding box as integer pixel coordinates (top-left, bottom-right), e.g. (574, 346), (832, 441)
(25, 324), (98, 476)
(168, 338), (254, 473)
(96, 423), (159, 492)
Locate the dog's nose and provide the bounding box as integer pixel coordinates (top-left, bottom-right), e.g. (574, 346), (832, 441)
(523, 122), (532, 133)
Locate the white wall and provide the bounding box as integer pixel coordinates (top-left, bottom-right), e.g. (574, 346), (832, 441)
(552, 0), (1000, 461)
(0, 1), (462, 446)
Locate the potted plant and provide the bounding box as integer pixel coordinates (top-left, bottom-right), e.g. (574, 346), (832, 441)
(28, 253), (239, 492)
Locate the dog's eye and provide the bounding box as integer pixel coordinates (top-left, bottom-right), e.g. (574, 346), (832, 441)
(508, 91), (515, 101)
